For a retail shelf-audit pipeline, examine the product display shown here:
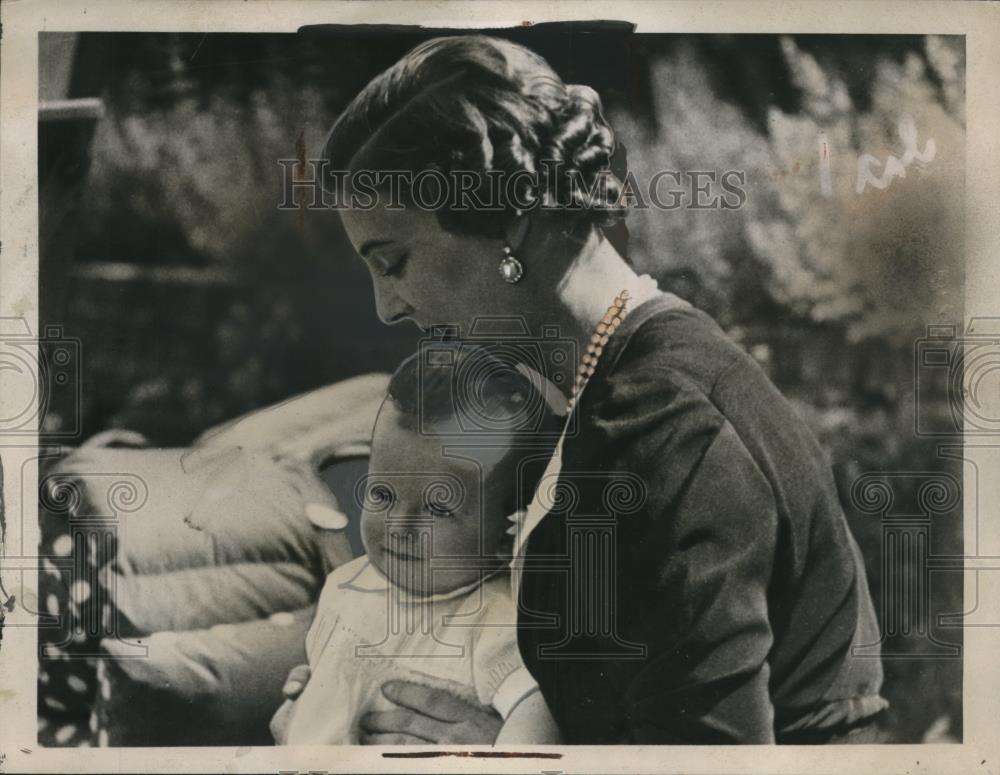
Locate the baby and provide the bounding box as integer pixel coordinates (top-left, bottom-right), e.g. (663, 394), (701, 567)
(280, 343), (563, 744)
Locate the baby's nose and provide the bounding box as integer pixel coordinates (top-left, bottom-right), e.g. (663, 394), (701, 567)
(384, 518), (433, 546)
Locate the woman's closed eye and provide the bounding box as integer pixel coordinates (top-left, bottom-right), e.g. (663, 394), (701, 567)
(370, 248), (408, 278)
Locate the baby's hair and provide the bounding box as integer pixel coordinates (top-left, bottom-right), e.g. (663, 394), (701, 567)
(385, 342), (562, 514)
(323, 34), (626, 240)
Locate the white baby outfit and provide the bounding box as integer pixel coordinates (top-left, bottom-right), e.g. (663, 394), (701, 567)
(284, 555), (538, 744)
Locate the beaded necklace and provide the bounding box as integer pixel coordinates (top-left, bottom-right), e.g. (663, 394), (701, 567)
(567, 289), (630, 413)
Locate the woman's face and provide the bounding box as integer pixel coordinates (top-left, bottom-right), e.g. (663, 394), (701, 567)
(340, 203), (512, 334)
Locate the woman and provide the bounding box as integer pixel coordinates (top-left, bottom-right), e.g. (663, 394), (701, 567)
(278, 34), (887, 745)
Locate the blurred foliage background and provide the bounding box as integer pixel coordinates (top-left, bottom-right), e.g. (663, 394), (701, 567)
(39, 29), (965, 743)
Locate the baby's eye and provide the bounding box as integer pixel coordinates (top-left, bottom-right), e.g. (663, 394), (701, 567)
(366, 483), (395, 511)
(427, 504), (454, 518)
(424, 480), (459, 518)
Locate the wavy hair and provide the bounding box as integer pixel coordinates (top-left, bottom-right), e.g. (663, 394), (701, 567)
(323, 35), (626, 238)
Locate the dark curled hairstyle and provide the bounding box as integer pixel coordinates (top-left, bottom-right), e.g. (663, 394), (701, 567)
(385, 342), (562, 513)
(323, 35), (626, 239)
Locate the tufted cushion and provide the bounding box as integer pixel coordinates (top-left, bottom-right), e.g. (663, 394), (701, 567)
(37, 375), (385, 747)
(103, 449), (327, 637)
(94, 607), (315, 746)
(90, 449), (346, 746)
(39, 448), (331, 746)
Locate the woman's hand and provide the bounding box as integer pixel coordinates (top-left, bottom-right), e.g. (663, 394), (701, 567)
(269, 663), (311, 744)
(359, 681), (503, 744)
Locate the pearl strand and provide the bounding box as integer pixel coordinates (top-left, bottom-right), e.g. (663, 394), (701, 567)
(567, 289), (630, 412)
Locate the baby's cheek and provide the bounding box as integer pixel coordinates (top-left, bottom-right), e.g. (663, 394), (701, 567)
(434, 516), (491, 558)
(360, 513), (384, 554)
(480, 507), (508, 550)
(431, 519), (466, 556)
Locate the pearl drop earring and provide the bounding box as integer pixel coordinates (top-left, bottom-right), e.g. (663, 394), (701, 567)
(498, 245), (524, 284)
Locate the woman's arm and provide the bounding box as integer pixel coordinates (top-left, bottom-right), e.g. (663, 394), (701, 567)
(621, 419), (778, 743)
(495, 688), (561, 744)
(521, 348), (782, 743)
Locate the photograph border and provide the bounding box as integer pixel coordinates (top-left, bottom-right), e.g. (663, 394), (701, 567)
(2, 1), (999, 773)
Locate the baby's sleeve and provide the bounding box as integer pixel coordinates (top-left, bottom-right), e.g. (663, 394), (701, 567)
(469, 582), (539, 719)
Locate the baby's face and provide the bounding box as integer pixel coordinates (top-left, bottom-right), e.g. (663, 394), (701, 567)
(360, 402), (513, 596)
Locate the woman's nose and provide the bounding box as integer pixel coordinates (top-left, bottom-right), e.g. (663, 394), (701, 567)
(371, 276), (411, 325)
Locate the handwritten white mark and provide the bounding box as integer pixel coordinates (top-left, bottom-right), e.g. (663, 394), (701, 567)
(819, 131), (833, 197)
(856, 114), (936, 193)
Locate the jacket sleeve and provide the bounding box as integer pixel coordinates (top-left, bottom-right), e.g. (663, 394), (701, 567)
(617, 415), (779, 743)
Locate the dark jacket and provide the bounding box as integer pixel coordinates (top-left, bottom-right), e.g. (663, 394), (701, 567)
(517, 294), (885, 743)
